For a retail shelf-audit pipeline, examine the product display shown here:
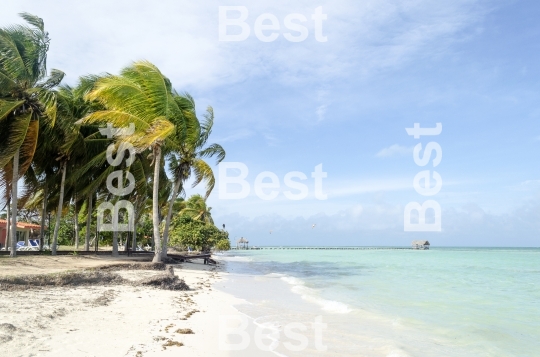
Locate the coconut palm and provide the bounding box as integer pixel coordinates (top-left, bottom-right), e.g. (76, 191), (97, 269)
(0, 13), (64, 256)
(81, 61), (182, 262)
(36, 83), (97, 255)
(160, 95), (225, 258)
(179, 194), (214, 225)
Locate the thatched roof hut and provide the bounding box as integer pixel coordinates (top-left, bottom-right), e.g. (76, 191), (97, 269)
(412, 240), (430, 250)
(236, 237), (249, 249)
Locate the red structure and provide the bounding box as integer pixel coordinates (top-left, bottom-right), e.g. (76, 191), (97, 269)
(0, 219), (41, 249)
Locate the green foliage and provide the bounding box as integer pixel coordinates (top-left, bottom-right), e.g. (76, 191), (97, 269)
(214, 239), (231, 251)
(179, 194), (214, 224)
(48, 209), (74, 246)
(0, 15), (228, 259)
(0, 13), (64, 170)
(169, 215), (229, 252)
(136, 214), (154, 246)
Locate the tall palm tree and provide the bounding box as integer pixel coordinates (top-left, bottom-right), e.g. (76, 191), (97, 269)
(41, 84), (95, 255)
(0, 13), (64, 256)
(81, 61), (182, 262)
(161, 96), (225, 258)
(63, 75), (111, 252)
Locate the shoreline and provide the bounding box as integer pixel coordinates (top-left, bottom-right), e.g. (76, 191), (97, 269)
(0, 255), (246, 357)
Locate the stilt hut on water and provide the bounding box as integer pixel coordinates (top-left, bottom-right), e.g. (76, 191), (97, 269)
(236, 237), (249, 250)
(411, 240), (430, 250)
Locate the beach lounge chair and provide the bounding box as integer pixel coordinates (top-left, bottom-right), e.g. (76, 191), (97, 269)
(27, 239), (40, 251)
(16, 241), (27, 251)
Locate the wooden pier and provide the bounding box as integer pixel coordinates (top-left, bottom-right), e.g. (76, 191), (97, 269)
(234, 247), (413, 250)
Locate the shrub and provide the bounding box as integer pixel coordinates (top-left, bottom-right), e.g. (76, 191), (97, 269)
(169, 216), (230, 251)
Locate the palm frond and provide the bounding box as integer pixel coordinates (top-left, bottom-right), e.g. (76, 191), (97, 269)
(191, 159), (215, 199)
(0, 111), (31, 168)
(18, 13), (44, 32)
(37, 68), (65, 89)
(0, 100), (24, 121)
(199, 143), (226, 164)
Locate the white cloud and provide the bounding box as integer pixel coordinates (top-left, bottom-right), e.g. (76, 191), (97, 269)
(329, 178), (412, 196)
(0, 0), (489, 91)
(214, 129), (254, 143)
(375, 144), (413, 158)
(316, 105), (327, 122)
(511, 180), (540, 192)
(213, 199), (540, 247)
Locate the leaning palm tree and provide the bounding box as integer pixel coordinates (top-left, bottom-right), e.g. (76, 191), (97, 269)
(0, 13), (64, 256)
(39, 84), (95, 255)
(81, 61), (181, 262)
(161, 96), (225, 258)
(62, 75), (110, 252)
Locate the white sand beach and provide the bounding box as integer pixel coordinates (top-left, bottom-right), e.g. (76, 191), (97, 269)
(0, 255), (249, 357)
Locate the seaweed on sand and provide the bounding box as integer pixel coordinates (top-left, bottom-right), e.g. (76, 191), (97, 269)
(0, 265), (189, 291)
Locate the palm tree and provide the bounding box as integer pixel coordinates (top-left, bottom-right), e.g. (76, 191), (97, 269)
(0, 13), (64, 256)
(39, 84), (95, 255)
(160, 95), (225, 258)
(81, 61), (182, 262)
(180, 194), (214, 224)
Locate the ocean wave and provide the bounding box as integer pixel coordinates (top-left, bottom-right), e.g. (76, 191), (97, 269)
(280, 276), (352, 314)
(265, 273), (287, 278)
(280, 276), (305, 286)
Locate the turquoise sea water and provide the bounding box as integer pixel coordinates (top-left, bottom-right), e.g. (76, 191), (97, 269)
(217, 247), (540, 357)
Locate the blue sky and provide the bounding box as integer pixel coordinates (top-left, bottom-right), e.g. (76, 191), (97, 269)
(2, 0), (540, 246)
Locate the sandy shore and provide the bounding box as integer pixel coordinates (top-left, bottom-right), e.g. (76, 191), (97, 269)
(0, 255), (247, 357)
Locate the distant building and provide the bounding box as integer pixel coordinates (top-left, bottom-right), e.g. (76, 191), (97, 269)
(412, 240), (430, 250)
(236, 237), (249, 250)
(0, 219), (41, 249)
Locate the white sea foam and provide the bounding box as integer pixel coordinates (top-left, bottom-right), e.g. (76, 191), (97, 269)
(280, 276), (305, 286)
(301, 293), (352, 314)
(265, 273), (285, 277)
(280, 276), (352, 314)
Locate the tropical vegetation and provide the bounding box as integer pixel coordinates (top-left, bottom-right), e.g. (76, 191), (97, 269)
(0, 13), (230, 260)
(169, 195), (229, 252)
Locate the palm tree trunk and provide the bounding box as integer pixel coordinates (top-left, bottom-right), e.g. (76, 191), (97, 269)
(132, 209), (137, 251)
(161, 178), (182, 259)
(85, 193), (92, 251)
(40, 183), (47, 250)
(74, 196), (79, 249)
(152, 145), (162, 263)
(124, 232), (129, 251)
(52, 161), (67, 256)
(112, 230), (119, 257)
(10, 149), (19, 257)
(6, 198), (10, 252)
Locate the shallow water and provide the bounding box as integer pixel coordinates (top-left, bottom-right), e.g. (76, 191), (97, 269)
(216, 247), (540, 357)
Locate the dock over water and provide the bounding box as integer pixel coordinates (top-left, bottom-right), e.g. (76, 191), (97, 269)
(235, 247), (413, 250)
